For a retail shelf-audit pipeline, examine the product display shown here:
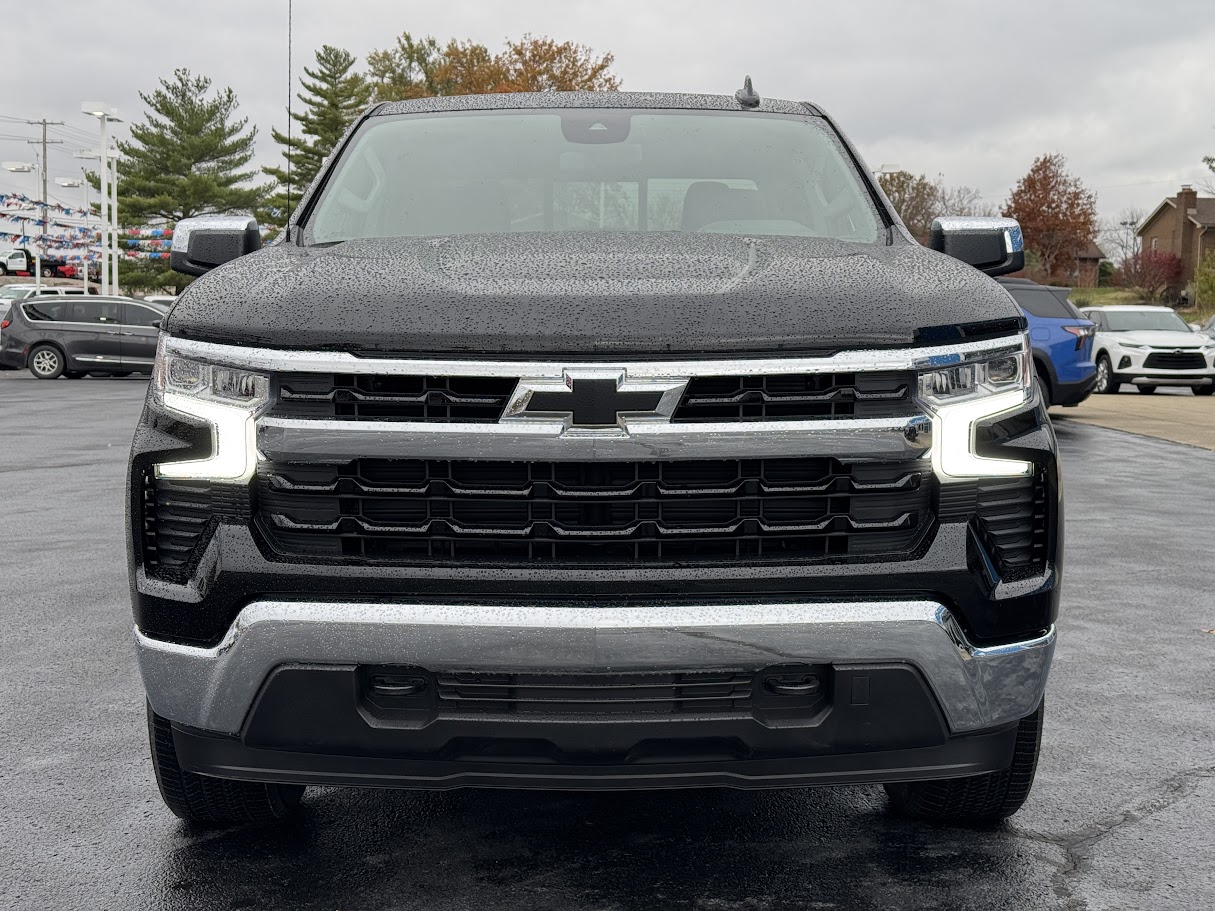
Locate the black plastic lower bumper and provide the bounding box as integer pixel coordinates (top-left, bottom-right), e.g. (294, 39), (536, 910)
(166, 663), (1020, 791)
(1052, 373), (1096, 406)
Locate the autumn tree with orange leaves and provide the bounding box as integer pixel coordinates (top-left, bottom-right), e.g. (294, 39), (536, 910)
(366, 33), (621, 102)
(1002, 154), (1098, 283)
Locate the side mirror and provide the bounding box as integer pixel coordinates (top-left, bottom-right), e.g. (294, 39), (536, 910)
(170, 215), (262, 276)
(930, 216), (1025, 278)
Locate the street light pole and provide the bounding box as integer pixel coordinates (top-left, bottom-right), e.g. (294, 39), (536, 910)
(56, 176), (87, 293)
(98, 117), (108, 295)
(109, 151), (119, 294)
(83, 103), (120, 296)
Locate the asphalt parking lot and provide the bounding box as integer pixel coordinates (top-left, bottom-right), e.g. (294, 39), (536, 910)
(2, 371), (1213, 911)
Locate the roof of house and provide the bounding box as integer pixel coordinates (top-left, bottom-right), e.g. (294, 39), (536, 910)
(1138, 196), (1215, 233)
(1193, 199), (1215, 226)
(1077, 240), (1105, 260)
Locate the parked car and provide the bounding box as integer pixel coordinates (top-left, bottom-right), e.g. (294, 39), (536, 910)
(130, 87), (1059, 827)
(1081, 304), (1215, 395)
(998, 278), (1095, 406)
(0, 295), (166, 378)
(0, 284), (95, 302)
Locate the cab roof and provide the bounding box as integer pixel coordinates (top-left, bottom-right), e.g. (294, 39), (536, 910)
(371, 91), (822, 118)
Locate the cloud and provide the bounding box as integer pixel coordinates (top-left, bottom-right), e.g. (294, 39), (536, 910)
(4, 0), (1214, 224)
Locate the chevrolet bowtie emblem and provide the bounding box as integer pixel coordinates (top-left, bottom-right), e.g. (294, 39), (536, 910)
(502, 371), (687, 431)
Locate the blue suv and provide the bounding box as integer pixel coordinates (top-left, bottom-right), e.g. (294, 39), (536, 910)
(999, 278), (1096, 406)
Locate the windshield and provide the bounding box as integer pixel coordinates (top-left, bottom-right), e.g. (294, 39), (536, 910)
(0, 287), (32, 300)
(305, 109), (883, 245)
(1103, 310), (1191, 332)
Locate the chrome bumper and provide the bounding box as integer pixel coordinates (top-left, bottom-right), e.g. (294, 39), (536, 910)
(135, 599), (1054, 737)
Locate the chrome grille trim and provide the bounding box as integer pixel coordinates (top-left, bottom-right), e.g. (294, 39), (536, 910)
(164, 334), (1025, 377)
(257, 414), (932, 462)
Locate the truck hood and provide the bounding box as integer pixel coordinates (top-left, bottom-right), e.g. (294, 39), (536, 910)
(167, 232), (1022, 356)
(1109, 329), (1209, 349)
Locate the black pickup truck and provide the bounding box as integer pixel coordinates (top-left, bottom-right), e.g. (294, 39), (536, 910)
(129, 85), (1059, 826)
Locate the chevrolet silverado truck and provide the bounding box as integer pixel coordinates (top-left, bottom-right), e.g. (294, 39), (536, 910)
(129, 86), (1059, 826)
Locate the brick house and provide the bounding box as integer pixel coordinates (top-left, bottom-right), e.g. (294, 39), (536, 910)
(1073, 240), (1105, 288)
(1137, 185), (1215, 285)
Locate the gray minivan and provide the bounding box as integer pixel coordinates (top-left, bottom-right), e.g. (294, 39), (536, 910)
(0, 295), (166, 378)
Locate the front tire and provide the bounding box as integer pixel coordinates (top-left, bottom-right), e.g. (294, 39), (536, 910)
(1094, 354), (1117, 394)
(1193, 385), (1214, 396)
(1138, 385), (1157, 395)
(28, 344), (64, 379)
(885, 700), (1043, 822)
(147, 705), (304, 825)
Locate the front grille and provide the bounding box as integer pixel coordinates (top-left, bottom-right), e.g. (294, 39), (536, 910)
(270, 373), (517, 422)
(258, 457), (934, 564)
(1143, 351), (1206, 370)
(974, 474), (1048, 579)
(437, 671), (754, 716)
(267, 370), (918, 423)
(140, 473), (213, 579)
(672, 371), (916, 421)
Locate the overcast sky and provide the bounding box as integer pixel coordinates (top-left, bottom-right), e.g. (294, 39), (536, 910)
(5, 0), (1215, 230)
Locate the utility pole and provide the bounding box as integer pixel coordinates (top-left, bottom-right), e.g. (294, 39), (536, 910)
(27, 119), (64, 286)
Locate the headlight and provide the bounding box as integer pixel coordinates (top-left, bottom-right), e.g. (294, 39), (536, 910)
(1117, 342), (1145, 349)
(151, 335), (269, 483)
(916, 339), (1033, 480)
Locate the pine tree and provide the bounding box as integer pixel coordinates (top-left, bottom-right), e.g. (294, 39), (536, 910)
(117, 68), (268, 223)
(100, 68), (268, 292)
(262, 45), (372, 229)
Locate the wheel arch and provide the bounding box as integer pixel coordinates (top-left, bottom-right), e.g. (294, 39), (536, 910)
(26, 338), (68, 369)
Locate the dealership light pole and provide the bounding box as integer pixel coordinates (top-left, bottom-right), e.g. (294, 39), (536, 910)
(82, 103), (121, 295)
(73, 149), (105, 293)
(55, 177), (88, 292)
(2, 161), (41, 286)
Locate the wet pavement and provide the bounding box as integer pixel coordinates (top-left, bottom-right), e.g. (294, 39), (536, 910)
(1053, 385), (1215, 451)
(2, 371), (1213, 911)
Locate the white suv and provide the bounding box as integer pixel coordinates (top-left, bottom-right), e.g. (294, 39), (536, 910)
(1082, 305), (1215, 396)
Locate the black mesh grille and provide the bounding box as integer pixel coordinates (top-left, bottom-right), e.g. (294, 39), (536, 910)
(672, 371), (916, 422)
(1143, 352), (1206, 370)
(258, 457), (934, 564)
(268, 370), (918, 423)
(270, 373), (517, 422)
(974, 474), (1049, 579)
(437, 671), (754, 716)
(140, 473), (213, 579)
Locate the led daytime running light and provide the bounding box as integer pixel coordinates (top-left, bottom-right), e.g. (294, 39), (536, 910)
(155, 393), (260, 482)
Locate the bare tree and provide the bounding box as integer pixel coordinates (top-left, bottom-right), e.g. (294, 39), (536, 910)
(1100, 207), (1145, 265)
(933, 177), (994, 217)
(878, 170), (995, 241)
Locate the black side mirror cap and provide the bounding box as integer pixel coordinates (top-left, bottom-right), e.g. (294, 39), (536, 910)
(930, 216), (1025, 278)
(170, 215), (262, 276)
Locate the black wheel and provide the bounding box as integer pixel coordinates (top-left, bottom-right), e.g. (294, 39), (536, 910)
(1094, 354), (1117, 394)
(63, 370), (86, 379)
(147, 704), (304, 825)
(112, 371), (133, 378)
(885, 700), (1043, 822)
(1034, 370), (1052, 407)
(0, 264), (7, 276)
(1138, 385), (1157, 395)
(1192, 385), (1214, 396)
(28, 344), (64, 379)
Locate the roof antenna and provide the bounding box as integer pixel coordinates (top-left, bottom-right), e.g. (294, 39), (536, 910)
(735, 75), (760, 109)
